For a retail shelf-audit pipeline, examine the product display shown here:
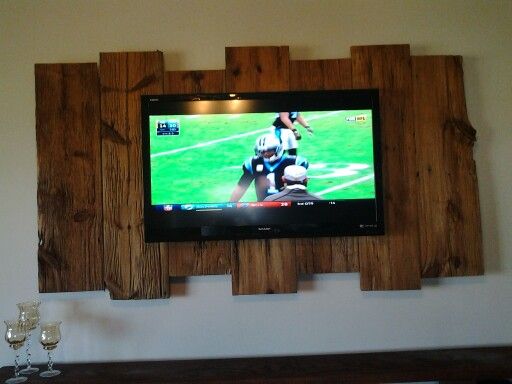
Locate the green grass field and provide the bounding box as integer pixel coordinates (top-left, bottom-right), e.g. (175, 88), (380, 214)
(149, 110), (375, 204)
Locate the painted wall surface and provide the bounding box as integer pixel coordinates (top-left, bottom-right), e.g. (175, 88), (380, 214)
(1, 0), (511, 366)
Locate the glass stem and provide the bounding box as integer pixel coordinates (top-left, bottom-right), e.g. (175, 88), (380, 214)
(48, 351), (53, 372)
(25, 331), (32, 368)
(14, 351), (20, 377)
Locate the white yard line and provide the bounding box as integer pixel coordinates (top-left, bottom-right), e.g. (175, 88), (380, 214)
(316, 174), (374, 196)
(150, 111), (342, 158)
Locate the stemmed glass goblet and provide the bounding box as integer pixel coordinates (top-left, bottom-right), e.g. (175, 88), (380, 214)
(17, 300), (40, 375)
(39, 321), (62, 378)
(4, 320), (28, 384)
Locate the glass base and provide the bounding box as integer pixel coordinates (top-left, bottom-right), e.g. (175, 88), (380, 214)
(39, 370), (61, 378)
(19, 367), (39, 375)
(5, 376), (28, 384)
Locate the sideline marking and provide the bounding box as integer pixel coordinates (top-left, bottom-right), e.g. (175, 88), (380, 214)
(151, 111), (342, 158)
(316, 174), (374, 196)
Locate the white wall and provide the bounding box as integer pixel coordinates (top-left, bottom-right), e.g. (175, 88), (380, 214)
(1, 0), (511, 366)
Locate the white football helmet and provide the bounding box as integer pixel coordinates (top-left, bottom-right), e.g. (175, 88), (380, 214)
(254, 134), (283, 162)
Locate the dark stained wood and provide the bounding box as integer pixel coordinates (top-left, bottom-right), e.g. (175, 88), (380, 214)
(165, 70), (225, 94)
(412, 56), (483, 277)
(35, 63), (103, 293)
(100, 51), (169, 299)
(351, 45), (421, 290)
(289, 59), (358, 274)
(2, 346), (511, 383)
(225, 46), (297, 295)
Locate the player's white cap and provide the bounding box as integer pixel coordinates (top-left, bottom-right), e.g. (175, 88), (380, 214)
(284, 165), (307, 182)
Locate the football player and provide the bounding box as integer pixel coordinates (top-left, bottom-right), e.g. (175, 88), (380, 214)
(271, 112), (313, 156)
(229, 133), (309, 202)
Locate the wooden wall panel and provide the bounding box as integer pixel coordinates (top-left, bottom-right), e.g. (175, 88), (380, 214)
(36, 44), (483, 297)
(100, 51), (169, 299)
(226, 46), (297, 295)
(351, 45), (421, 290)
(35, 63), (103, 293)
(413, 56), (483, 277)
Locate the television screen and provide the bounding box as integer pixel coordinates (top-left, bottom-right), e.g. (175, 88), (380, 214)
(141, 90), (384, 242)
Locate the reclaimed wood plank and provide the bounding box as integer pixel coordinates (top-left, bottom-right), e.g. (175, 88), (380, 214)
(412, 56), (483, 277)
(100, 51), (169, 299)
(444, 56), (483, 276)
(165, 70), (225, 94)
(290, 59), (358, 273)
(351, 45), (421, 290)
(412, 56), (451, 277)
(290, 59), (352, 91)
(226, 46), (297, 295)
(225, 46), (290, 92)
(164, 69), (231, 277)
(35, 63), (103, 293)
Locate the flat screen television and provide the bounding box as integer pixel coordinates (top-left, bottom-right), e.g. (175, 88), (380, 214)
(141, 89), (384, 242)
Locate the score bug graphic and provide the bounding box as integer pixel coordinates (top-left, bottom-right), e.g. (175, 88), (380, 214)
(156, 119), (180, 136)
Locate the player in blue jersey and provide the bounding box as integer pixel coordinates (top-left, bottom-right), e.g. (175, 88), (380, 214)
(271, 112), (313, 156)
(229, 133), (310, 202)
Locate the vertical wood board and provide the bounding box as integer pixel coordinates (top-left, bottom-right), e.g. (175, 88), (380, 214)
(443, 56), (483, 276)
(164, 69), (232, 276)
(412, 56), (483, 277)
(226, 46), (297, 295)
(100, 51), (169, 299)
(35, 63), (103, 293)
(351, 45), (421, 290)
(289, 59), (358, 274)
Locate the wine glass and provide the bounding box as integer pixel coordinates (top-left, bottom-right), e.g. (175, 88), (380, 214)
(39, 321), (61, 377)
(17, 300), (40, 374)
(4, 320), (28, 384)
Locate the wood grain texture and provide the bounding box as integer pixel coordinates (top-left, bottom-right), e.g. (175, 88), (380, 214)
(35, 63), (103, 293)
(165, 70), (225, 94)
(225, 46), (290, 92)
(289, 59), (359, 274)
(290, 59), (352, 91)
(351, 45), (421, 290)
(100, 51), (169, 299)
(167, 241), (232, 277)
(226, 46), (297, 295)
(444, 56), (483, 276)
(163, 69), (232, 277)
(412, 56), (483, 277)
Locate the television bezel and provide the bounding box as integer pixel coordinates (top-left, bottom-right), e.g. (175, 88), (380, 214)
(141, 89), (384, 242)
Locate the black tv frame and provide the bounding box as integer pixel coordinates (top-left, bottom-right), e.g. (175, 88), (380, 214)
(141, 89), (384, 242)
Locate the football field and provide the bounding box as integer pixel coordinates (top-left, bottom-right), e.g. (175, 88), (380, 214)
(149, 110), (376, 204)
